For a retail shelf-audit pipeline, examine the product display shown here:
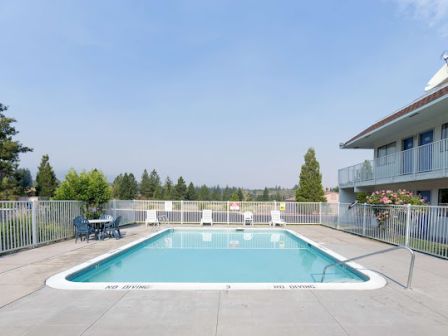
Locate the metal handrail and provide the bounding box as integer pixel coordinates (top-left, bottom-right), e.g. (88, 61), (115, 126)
(320, 245), (415, 289)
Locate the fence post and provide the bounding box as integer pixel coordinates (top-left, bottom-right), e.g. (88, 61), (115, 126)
(227, 201), (230, 225)
(181, 200), (184, 225)
(319, 202), (322, 224)
(405, 204), (411, 247)
(362, 203), (367, 236)
(336, 202), (340, 229)
(274, 200), (277, 211)
(31, 200), (38, 247)
(113, 199), (117, 219)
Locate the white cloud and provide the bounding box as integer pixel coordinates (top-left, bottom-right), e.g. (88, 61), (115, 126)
(392, 0), (448, 35)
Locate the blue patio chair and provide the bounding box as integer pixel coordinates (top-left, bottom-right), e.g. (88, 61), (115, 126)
(105, 216), (122, 239)
(73, 216), (95, 243)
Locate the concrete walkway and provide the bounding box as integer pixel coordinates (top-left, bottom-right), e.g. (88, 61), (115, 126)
(0, 224), (447, 335)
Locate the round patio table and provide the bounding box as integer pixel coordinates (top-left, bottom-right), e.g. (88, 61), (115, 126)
(88, 219), (111, 240)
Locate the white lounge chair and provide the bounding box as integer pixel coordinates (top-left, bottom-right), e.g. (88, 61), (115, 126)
(269, 210), (286, 227)
(145, 210), (159, 228)
(243, 211), (254, 226)
(200, 209), (213, 226)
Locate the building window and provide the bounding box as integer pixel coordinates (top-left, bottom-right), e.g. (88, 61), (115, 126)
(417, 190), (432, 204)
(438, 189), (448, 206)
(442, 123), (448, 139)
(377, 142), (396, 166)
(442, 123), (448, 152)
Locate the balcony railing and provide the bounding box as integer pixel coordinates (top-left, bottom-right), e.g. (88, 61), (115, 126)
(339, 138), (448, 187)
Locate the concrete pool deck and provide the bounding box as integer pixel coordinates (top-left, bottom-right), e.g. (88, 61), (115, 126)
(0, 224), (447, 335)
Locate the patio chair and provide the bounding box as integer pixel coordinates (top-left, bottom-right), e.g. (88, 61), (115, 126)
(269, 210), (286, 227)
(105, 216), (122, 239)
(145, 210), (160, 228)
(200, 210), (213, 226)
(243, 211), (254, 226)
(73, 216), (95, 243)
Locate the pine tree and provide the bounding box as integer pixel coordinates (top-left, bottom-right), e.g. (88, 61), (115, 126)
(237, 188), (244, 201)
(126, 173), (138, 199)
(185, 182), (197, 200)
(222, 186), (232, 201)
(35, 154), (58, 198)
(174, 176), (187, 200)
(112, 173), (138, 199)
(140, 169), (152, 199)
(112, 174), (124, 199)
(0, 104), (32, 198)
(148, 169), (161, 199)
(261, 187), (270, 201)
(15, 168), (33, 196)
(296, 148), (326, 202)
(197, 185), (210, 200)
(163, 177), (173, 200)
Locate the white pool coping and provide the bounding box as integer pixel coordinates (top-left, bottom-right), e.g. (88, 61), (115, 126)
(46, 227), (386, 291)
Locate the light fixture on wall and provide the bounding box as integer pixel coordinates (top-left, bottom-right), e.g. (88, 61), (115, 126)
(442, 50), (448, 66)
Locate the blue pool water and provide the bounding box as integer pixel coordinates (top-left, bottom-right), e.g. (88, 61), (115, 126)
(69, 229), (367, 283)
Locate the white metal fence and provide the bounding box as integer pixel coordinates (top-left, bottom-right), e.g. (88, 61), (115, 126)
(2, 199), (448, 260)
(104, 200), (321, 226)
(321, 203), (448, 259)
(0, 200), (82, 254)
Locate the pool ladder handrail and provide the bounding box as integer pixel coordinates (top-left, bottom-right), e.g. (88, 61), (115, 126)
(320, 245), (415, 289)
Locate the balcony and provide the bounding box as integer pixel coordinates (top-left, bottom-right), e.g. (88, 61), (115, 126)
(339, 138), (448, 188)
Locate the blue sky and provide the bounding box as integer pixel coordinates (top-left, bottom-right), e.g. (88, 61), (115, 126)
(0, 0), (447, 188)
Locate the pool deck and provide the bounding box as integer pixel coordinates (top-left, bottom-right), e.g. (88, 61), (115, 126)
(0, 224), (447, 336)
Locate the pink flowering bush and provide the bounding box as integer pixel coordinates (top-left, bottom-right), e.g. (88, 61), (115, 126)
(366, 190), (426, 206)
(366, 190), (425, 227)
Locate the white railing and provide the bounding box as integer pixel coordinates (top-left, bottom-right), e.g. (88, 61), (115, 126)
(0, 200), (82, 254)
(105, 200), (321, 225)
(339, 138), (448, 186)
(1, 199), (447, 260)
(321, 203), (448, 259)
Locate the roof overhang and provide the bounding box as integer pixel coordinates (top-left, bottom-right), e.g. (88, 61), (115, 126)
(341, 84), (448, 149)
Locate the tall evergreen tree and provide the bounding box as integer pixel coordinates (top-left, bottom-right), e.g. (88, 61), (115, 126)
(112, 174), (124, 199)
(163, 177), (173, 200)
(140, 169), (152, 199)
(296, 148), (326, 202)
(222, 186), (232, 201)
(173, 176), (187, 200)
(15, 168), (33, 196)
(261, 187), (270, 201)
(112, 173), (138, 199)
(35, 154), (58, 197)
(0, 104), (33, 198)
(127, 173), (138, 199)
(197, 185), (210, 200)
(211, 185), (223, 201)
(185, 182), (197, 200)
(148, 169), (161, 199)
(237, 188), (244, 201)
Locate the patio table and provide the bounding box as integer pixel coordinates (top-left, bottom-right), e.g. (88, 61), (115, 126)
(88, 219), (111, 240)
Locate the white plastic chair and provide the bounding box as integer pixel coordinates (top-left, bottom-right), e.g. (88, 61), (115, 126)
(200, 210), (213, 226)
(145, 210), (160, 228)
(243, 211), (254, 226)
(269, 210), (286, 227)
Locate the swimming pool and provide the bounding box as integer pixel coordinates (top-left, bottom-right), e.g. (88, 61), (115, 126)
(47, 228), (385, 290)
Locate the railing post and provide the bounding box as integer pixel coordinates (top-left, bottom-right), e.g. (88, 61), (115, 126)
(227, 201), (230, 225)
(405, 204), (411, 247)
(336, 202), (340, 229)
(31, 200), (38, 247)
(362, 203), (367, 236)
(274, 200), (277, 211)
(113, 199), (117, 219)
(319, 202), (322, 224)
(181, 200), (184, 225)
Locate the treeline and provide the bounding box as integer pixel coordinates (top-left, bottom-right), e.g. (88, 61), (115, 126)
(111, 169), (288, 201)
